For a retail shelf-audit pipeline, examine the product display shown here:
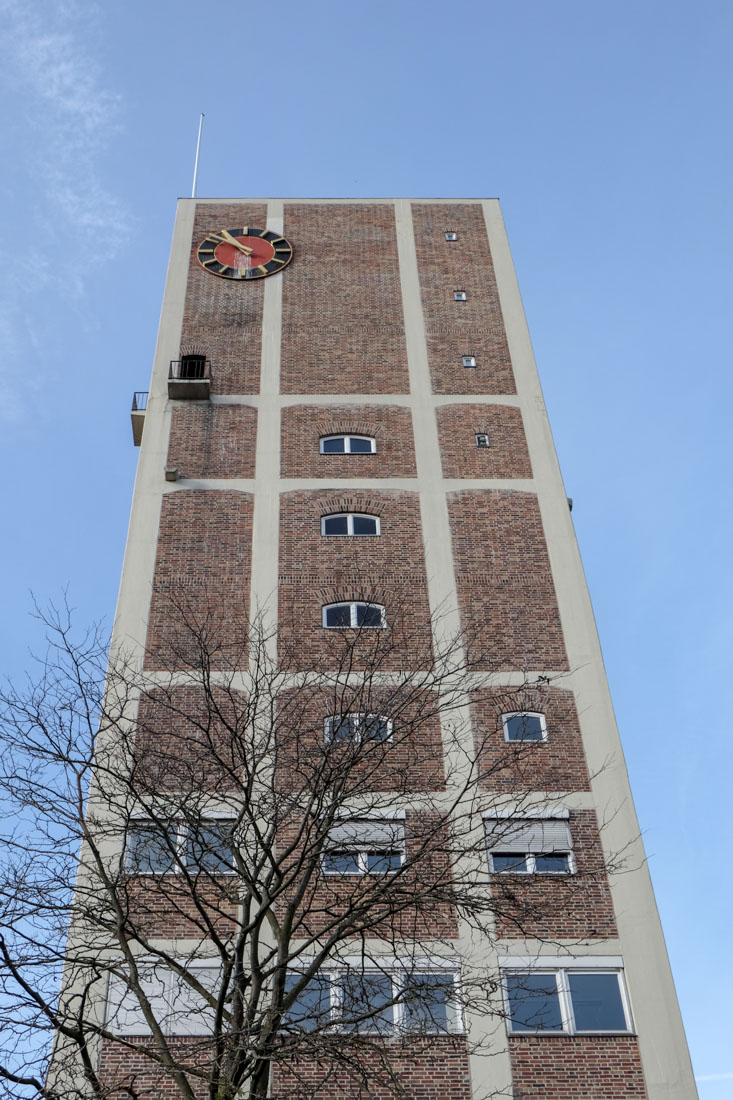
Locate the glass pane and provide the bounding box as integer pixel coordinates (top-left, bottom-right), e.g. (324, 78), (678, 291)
(321, 437), (345, 453)
(348, 436), (373, 453)
(356, 603), (383, 628)
(325, 604), (351, 627)
(323, 515), (349, 535)
(506, 973), (563, 1032)
(366, 850), (402, 874)
(569, 973), (627, 1032)
(323, 851), (361, 875)
(341, 972), (394, 1031)
(504, 714), (544, 742)
(328, 715), (359, 742)
(351, 515), (378, 535)
(283, 974), (332, 1031)
(126, 824), (177, 874)
(185, 822), (234, 874)
(534, 853), (570, 874)
(491, 853), (529, 873)
(403, 973), (454, 1032)
(360, 715), (391, 742)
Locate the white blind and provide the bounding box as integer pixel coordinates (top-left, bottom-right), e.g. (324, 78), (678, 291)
(106, 965), (221, 1036)
(485, 818), (571, 854)
(327, 819), (405, 848)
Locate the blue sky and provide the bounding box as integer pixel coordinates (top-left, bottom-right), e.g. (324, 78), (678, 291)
(1, 0), (731, 1092)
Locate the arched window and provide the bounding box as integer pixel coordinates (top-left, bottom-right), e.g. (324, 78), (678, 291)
(320, 435), (376, 455)
(501, 712), (547, 743)
(324, 713), (393, 743)
(321, 513), (380, 536)
(322, 602), (386, 629)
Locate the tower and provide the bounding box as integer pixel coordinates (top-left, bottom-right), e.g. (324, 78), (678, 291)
(101, 198), (696, 1098)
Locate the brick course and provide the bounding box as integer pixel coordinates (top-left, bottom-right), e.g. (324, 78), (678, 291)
(448, 490), (568, 671)
(281, 204), (410, 394)
(167, 403), (257, 479)
(411, 204), (515, 396)
(509, 1035), (647, 1098)
(181, 203), (268, 395)
(436, 403), (532, 479)
(280, 405), (417, 479)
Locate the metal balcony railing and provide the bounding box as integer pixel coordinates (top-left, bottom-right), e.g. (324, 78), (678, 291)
(132, 391), (149, 412)
(168, 356), (211, 399)
(131, 391), (148, 446)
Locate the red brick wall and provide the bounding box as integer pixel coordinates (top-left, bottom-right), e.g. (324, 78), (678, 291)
(472, 685), (591, 792)
(448, 491), (568, 671)
(411, 204), (515, 396)
(181, 203), (268, 395)
(281, 204), (410, 394)
(509, 1035), (647, 1098)
(280, 405), (417, 479)
(145, 491), (253, 670)
(167, 404), (257, 479)
(491, 811), (617, 940)
(99, 1038), (210, 1099)
(436, 403), (532, 479)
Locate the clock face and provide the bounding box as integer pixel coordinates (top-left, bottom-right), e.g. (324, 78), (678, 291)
(196, 227), (294, 280)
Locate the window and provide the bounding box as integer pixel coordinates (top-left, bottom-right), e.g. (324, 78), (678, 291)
(475, 433), (490, 448)
(502, 711), (547, 743)
(325, 713), (392, 743)
(445, 230), (458, 241)
(322, 602), (386, 629)
(453, 291), (467, 301)
(321, 513), (380, 536)
(323, 818), (405, 876)
(320, 435), (376, 454)
(485, 816), (574, 875)
(107, 961), (221, 1036)
(462, 355), (476, 368)
(125, 819), (235, 876)
(503, 965), (631, 1035)
(284, 966), (461, 1034)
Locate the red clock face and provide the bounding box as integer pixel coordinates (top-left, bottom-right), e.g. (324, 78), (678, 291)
(196, 227), (293, 280)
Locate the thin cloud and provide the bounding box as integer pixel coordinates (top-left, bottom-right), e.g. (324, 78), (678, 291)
(696, 1073), (733, 1082)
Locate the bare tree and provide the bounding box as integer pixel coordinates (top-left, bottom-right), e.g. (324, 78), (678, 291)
(0, 598), (618, 1100)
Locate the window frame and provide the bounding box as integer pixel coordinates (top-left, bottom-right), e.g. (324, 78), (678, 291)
(475, 433), (490, 449)
(488, 850), (573, 875)
(462, 355), (477, 368)
(322, 602), (387, 629)
(445, 230), (458, 241)
(321, 513), (381, 537)
(124, 817), (236, 877)
(485, 814), (575, 876)
(453, 290), (467, 301)
(501, 711), (548, 743)
(320, 435), (376, 455)
(502, 964), (633, 1036)
(324, 713), (393, 744)
(322, 817), (406, 877)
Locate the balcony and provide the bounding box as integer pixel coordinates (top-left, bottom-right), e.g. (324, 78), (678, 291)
(131, 391), (148, 447)
(168, 355), (211, 400)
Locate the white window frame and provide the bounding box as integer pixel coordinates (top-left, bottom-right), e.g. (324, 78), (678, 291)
(485, 813), (575, 876)
(488, 850), (575, 875)
(445, 230), (458, 241)
(106, 958), (222, 1036)
(124, 817), (236, 876)
(321, 513), (381, 537)
(320, 435), (376, 455)
(453, 290), (467, 301)
(475, 433), (490, 449)
(501, 961), (633, 1036)
(462, 355), (477, 367)
(322, 602), (387, 629)
(324, 713), (393, 743)
(501, 711), (548, 743)
(322, 818), (406, 877)
(285, 961), (463, 1035)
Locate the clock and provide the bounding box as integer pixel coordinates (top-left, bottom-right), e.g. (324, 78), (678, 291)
(196, 227), (294, 280)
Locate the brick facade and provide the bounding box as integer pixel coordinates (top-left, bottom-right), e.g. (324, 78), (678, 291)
(167, 403), (257, 479)
(181, 203), (268, 396)
(412, 203), (515, 396)
(436, 403), (532, 479)
(509, 1035), (647, 1098)
(448, 490), (569, 670)
(280, 404), (417, 479)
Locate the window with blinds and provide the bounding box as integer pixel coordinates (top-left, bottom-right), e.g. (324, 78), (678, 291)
(485, 817), (574, 875)
(323, 819), (405, 876)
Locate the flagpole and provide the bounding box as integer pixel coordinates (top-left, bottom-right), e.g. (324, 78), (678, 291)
(191, 113), (205, 198)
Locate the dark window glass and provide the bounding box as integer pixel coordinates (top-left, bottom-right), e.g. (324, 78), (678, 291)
(348, 436), (373, 453)
(126, 824), (177, 874)
(356, 603), (383, 628)
(506, 973), (563, 1032)
(491, 853), (529, 873)
(366, 850), (402, 874)
(569, 973), (627, 1032)
(283, 974), (332, 1031)
(403, 973), (454, 1032)
(323, 515), (349, 535)
(361, 715), (391, 741)
(324, 604), (351, 627)
(341, 973), (394, 1031)
(351, 514), (378, 535)
(323, 851), (361, 875)
(504, 714), (544, 742)
(321, 437), (345, 453)
(534, 853), (570, 874)
(328, 716), (359, 741)
(185, 822), (234, 874)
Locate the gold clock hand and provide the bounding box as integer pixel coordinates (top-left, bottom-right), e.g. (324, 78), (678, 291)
(217, 229), (254, 255)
